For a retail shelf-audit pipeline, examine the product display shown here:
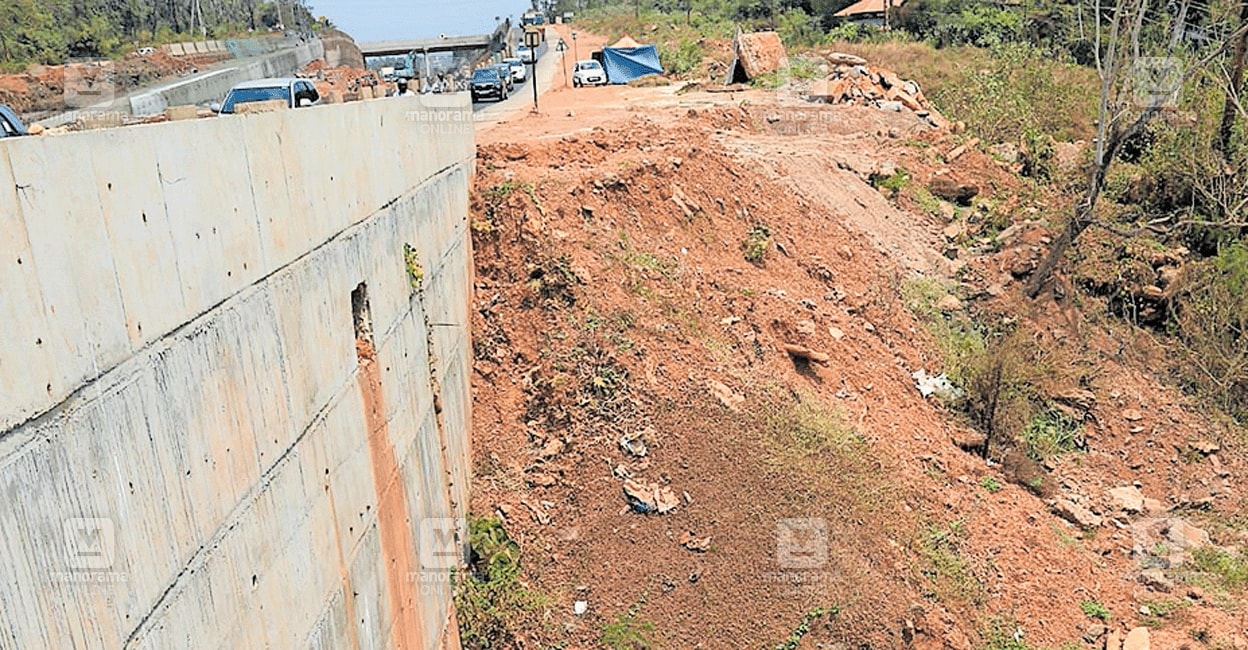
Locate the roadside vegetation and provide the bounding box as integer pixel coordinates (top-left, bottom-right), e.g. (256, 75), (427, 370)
(0, 0), (326, 68)
(455, 516), (552, 649)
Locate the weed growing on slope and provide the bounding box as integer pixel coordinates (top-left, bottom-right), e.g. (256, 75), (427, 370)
(743, 223), (773, 264)
(918, 520), (985, 608)
(601, 596), (656, 650)
(1078, 599), (1110, 621)
(773, 607), (838, 650)
(456, 516), (551, 649)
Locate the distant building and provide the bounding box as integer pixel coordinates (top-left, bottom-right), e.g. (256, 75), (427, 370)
(834, 0), (907, 26)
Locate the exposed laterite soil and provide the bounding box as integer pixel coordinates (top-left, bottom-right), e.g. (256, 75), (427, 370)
(466, 63), (1248, 649)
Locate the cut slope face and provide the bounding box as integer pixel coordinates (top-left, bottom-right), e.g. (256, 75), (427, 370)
(467, 88), (1248, 649)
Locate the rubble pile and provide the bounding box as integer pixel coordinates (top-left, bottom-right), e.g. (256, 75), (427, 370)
(804, 53), (946, 127)
(302, 61), (383, 102)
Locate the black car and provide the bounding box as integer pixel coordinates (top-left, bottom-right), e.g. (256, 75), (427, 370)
(0, 104), (29, 138)
(471, 68), (508, 103)
(492, 63), (517, 91)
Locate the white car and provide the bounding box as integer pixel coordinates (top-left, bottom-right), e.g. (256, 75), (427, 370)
(573, 60), (607, 87)
(503, 57), (527, 83)
(214, 78), (321, 114)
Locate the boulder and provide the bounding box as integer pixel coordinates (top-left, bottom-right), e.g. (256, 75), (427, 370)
(1138, 568), (1174, 593)
(826, 52), (867, 66)
(1054, 499), (1103, 528)
(929, 176), (979, 205)
(1123, 627), (1150, 650)
(1108, 486), (1145, 514)
(1165, 518), (1211, 550)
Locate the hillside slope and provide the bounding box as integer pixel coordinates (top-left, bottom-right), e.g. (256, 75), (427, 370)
(465, 76), (1248, 649)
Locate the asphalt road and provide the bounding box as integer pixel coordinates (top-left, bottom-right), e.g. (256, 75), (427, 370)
(471, 38), (551, 113)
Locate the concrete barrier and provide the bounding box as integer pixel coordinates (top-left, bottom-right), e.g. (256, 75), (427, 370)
(0, 95), (476, 649)
(129, 40), (326, 116)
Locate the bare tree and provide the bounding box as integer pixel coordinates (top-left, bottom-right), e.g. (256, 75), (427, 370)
(1026, 0), (1248, 298)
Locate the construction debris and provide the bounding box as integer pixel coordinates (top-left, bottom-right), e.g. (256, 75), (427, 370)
(912, 369), (964, 400)
(623, 478), (679, 514)
(619, 430), (649, 457)
(805, 57), (934, 118)
(725, 30), (789, 83)
(678, 531), (712, 552)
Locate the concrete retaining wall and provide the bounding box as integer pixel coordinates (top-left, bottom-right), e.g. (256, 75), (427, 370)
(0, 96), (475, 649)
(129, 39), (326, 116)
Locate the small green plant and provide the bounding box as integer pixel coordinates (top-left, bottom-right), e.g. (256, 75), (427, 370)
(980, 476), (1002, 493)
(1079, 599), (1111, 621)
(403, 243), (424, 292)
(979, 616), (1035, 650)
(774, 606), (838, 650)
(871, 167), (911, 197)
(919, 520), (984, 606)
(742, 223), (772, 264)
(1020, 409), (1084, 462)
(1188, 547), (1248, 591)
(601, 597), (656, 650)
(1140, 598), (1188, 627)
(455, 516), (551, 649)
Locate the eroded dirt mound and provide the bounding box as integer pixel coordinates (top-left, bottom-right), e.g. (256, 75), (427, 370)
(0, 52), (228, 116)
(467, 87), (1248, 649)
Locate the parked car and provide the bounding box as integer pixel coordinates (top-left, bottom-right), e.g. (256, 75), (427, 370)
(470, 68), (508, 103)
(213, 78), (321, 114)
(573, 60), (607, 87)
(516, 45), (534, 62)
(492, 63), (516, 91)
(503, 57), (527, 83)
(0, 104), (29, 138)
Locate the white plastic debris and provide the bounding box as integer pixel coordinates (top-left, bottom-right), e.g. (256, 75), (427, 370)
(912, 369), (965, 401)
(574, 600), (589, 616)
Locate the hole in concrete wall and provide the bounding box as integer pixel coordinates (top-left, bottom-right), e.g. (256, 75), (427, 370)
(351, 282), (374, 349)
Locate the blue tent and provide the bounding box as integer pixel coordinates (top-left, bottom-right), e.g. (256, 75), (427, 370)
(601, 36), (663, 84)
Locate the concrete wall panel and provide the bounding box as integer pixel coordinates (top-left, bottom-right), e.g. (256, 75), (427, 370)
(0, 150), (56, 430)
(0, 96), (475, 649)
(3, 135), (131, 417)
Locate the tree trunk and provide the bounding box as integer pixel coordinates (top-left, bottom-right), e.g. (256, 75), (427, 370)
(1217, 0), (1248, 155)
(1026, 151), (1112, 298)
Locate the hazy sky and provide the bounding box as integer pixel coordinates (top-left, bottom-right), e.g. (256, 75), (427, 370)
(312, 0), (535, 42)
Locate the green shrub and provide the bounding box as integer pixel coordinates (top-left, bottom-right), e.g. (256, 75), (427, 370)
(1189, 547), (1248, 592)
(1079, 599), (1111, 621)
(742, 223), (772, 264)
(456, 517), (551, 649)
(601, 599), (656, 650)
(1020, 409), (1084, 462)
(659, 37), (702, 76)
(1172, 243), (1248, 422)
